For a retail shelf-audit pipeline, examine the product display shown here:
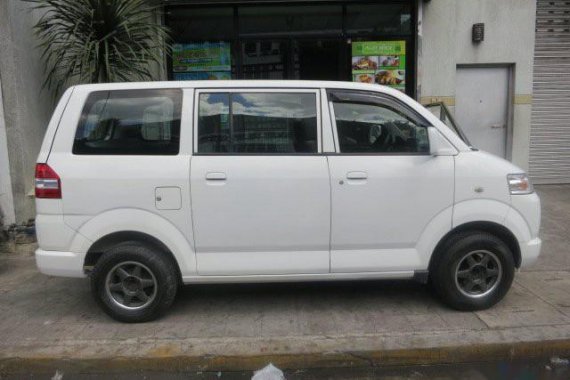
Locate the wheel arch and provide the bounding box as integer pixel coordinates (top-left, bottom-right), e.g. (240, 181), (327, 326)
(67, 208), (196, 277)
(429, 221), (522, 271)
(84, 231), (183, 282)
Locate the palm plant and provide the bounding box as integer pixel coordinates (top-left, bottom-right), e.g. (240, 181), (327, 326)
(27, 0), (170, 93)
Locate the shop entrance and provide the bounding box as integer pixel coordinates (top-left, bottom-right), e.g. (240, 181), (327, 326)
(166, 1), (415, 95)
(240, 39), (345, 81)
(241, 40), (288, 80)
(296, 40), (344, 80)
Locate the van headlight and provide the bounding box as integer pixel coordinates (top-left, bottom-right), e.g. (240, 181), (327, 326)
(507, 173), (534, 195)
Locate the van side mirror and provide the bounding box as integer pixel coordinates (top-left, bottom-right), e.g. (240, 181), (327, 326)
(428, 127), (458, 156)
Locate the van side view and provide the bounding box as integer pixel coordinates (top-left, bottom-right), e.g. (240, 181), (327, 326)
(35, 81), (541, 322)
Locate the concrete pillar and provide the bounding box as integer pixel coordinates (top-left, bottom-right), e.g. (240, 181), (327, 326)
(0, 74), (16, 227)
(0, 0), (56, 224)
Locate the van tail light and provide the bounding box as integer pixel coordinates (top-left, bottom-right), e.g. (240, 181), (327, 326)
(35, 163), (61, 199)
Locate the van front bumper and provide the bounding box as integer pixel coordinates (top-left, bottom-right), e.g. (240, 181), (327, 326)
(520, 237), (542, 268)
(35, 249), (87, 278)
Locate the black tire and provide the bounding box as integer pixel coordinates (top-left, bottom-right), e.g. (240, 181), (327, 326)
(430, 231), (515, 311)
(90, 241), (178, 323)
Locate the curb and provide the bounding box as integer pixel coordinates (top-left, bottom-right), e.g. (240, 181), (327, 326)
(2, 339), (570, 374)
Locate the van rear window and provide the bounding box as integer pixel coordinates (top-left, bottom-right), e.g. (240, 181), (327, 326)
(73, 89), (182, 155)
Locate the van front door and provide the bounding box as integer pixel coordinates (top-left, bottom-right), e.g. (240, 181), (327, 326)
(326, 90), (454, 273)
(190, 89), (330, 275)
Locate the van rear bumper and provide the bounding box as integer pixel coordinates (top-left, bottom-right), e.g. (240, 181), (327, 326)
(520, 237), (542, 268)
(35, 249), (87, 278)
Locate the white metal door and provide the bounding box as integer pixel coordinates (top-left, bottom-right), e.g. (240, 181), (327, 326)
(190, 89), (331, 276)
(455, 67), (510, 158)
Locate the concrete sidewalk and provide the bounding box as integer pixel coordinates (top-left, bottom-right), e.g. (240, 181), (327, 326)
(1, 185), (569, 374)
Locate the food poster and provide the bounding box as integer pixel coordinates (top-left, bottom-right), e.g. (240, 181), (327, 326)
(352, 41), (406, 92)
(172, 42), (231, 80)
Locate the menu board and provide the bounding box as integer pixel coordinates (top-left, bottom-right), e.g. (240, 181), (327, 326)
(351, 41), (406, 92)
(172, 42), (231, 80)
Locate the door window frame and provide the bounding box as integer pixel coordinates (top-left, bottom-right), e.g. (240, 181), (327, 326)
(326, 89), (431, 155)
(193, 88), (323, 155)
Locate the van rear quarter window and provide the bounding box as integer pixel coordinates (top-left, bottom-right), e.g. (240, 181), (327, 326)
(73, 89), (182, 155)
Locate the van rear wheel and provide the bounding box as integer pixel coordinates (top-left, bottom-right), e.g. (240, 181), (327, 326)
(431, 231), (515, 311)
(90, 242), (178, 323)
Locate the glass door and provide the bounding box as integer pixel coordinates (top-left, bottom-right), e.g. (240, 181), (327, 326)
(293, 39), (346, 81)
(240, 40), (290, 79)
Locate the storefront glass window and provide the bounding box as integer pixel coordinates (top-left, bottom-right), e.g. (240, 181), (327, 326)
(242, 41), (288, 79)
(238, 5), (342, 37)
(165, 1), (415, 96)
(293, 40), (344, 80)
(168, 7), (234, 41)
(346, 3), (412, 35)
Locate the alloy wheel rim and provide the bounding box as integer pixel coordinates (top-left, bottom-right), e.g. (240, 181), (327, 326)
(454, 250), (502, 298)
(105, 261), (157, 310)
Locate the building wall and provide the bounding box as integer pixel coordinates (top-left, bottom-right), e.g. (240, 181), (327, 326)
(0, 0), (56, 224)
(419, 0), (536, 171)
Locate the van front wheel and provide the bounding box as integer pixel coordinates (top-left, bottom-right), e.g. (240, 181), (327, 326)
(90, 242), (178, 322)
(431, 232), (515, 311)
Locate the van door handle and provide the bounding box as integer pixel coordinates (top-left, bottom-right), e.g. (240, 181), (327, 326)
(346, 171), (368, 180)
(205, 172), (227, 181)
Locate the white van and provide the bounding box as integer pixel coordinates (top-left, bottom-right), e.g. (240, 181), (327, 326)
(35, 81), (541, 322)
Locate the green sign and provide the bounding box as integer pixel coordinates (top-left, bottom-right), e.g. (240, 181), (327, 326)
(351, 41), (406, 92)
(172, 42), (231, 73)
(352, 41), (406, 56)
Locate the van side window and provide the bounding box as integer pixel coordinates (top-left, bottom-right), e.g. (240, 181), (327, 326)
(197, 93), (231, 153)
(73, 89), (182, 155)
(197, 92), (318, 154)
(332, 101), (429, 154)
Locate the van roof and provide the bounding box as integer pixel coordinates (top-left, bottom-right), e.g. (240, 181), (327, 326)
(69, 80), (404, 96)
